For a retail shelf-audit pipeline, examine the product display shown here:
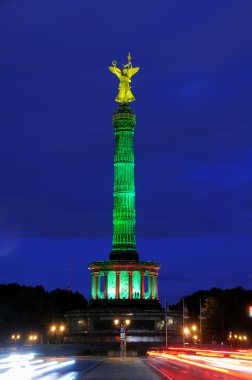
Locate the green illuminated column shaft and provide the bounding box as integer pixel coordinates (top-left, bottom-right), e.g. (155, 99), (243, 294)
(110, 104), (139, 261)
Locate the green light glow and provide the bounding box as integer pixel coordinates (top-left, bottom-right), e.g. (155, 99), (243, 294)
(132, 271), (140, 298)
(91, 275), (95, 299)
(119, 271), (129, 299)
(153, 275), (157, 299)
(98, 272), (104, 299)
(112, 106), (137, 253)
(107, 271), (116, 299)
(144, 272), (150, 299)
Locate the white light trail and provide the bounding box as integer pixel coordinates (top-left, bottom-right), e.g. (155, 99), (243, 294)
(0, 353), (75, 380)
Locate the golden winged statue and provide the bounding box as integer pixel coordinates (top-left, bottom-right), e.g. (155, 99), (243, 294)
(109, 53), (140, 103)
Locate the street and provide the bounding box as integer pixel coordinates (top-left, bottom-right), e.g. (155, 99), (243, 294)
(1, 349), (252, 379)
(0, 355), (160, 379)
(148, 348), (252, 380)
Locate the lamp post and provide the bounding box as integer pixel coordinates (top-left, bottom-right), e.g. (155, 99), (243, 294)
(228, 332), (248, 347)
(183, 327), (190, 345)
(183, 325), (199, 345)
(50, 324), (66, 343)
(11, 334), (21, 346)
(114, 319), (131, 357)
(28, 334), (38, 345)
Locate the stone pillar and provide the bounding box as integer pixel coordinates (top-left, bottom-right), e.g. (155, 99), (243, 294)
(94, 272), (98, 300)
(155, 273), (159, 300)
(150, 273), (154, 300)
(141, 271), (145, 299)
(91, 273), (94, 299)
(116, 271), (120, 299)
(129, 271), (133, 299)
(104, 272), (108, 299)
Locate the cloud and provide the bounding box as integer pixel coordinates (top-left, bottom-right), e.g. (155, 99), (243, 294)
(0, 238), (20, 257)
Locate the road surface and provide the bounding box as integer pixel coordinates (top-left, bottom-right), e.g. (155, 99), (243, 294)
(1, 350), (252, 379)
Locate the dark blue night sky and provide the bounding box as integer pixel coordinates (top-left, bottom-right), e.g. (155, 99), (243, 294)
(0, 1), (251, 304)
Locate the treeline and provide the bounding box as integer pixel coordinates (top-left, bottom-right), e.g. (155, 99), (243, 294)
(171, 286), (252, 343)
(0, 283), (87, 341)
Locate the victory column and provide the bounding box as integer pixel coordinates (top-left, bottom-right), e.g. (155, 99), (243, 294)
(65, 55), (166, 347)
(88, 54), (160, 301)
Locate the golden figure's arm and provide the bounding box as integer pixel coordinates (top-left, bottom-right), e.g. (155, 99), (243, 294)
(109, 66), (122, 80)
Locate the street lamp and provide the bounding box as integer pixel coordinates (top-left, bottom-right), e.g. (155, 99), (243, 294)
(228, 332), (248, 347)
(28, 335), (38, 344)
(183, 325), (199, 345)
(49, 324), (66, 343)
(59, 325), (65, 333)
(183, 327), (190, 335)
(113, 318), (131, 327)
(11, 334), (21, 345)
(114, 319), (131, 356)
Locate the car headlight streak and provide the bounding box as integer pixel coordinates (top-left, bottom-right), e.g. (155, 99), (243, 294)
(0, 354), (75, 379)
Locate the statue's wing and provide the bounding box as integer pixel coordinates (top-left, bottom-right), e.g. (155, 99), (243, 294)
(128, 67), (140, 79)
(109, 66), (121, 80)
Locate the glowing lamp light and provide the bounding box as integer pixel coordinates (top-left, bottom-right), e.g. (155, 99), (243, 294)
(125, 319), (131, 326)
(114, 319), (119, 326)
(249, 306), (252, 317)
(11, 334), (21, 342)
(51, 325), (56, 332)
(184, 327), (190, 335)
(29, 334), (38, 341)
(59, 325), (65, 332)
